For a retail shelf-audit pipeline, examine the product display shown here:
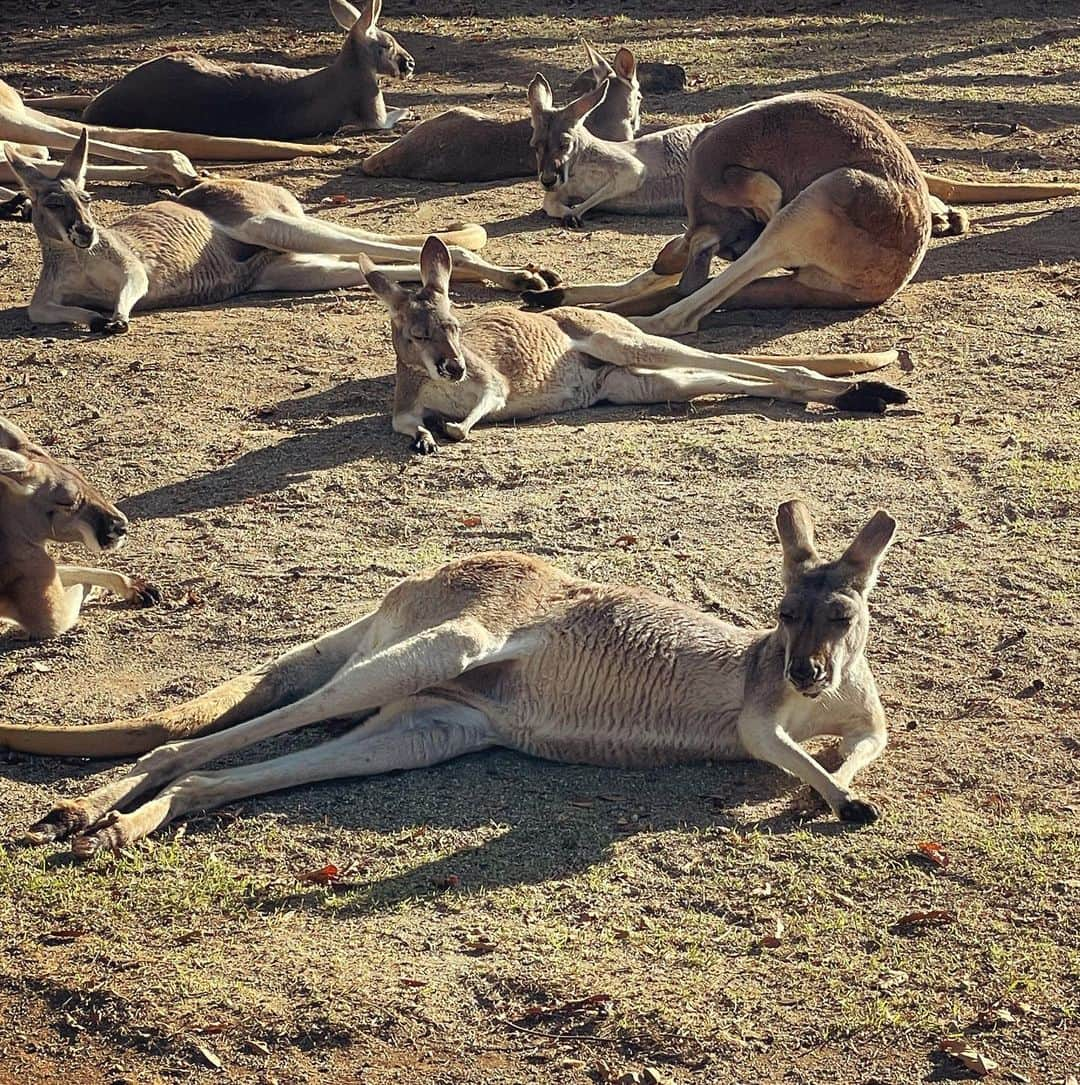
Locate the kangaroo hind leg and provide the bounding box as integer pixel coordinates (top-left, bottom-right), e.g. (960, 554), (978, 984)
(70, 695), (496, 857)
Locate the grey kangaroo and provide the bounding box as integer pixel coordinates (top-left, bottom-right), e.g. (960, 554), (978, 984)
(362, 42), (641, 181)
(10, 501), (896, 857)
(79, 0), (415, 138)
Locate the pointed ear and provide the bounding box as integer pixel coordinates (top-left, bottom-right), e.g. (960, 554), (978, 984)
(356, 0), (381, 33)
(564, 79), (609, 124)
(359, 254), (406, 308)
(527, 73), (553, 118)
(582, 39), (612, 79)
(420, 235), (452, 296)
(0, 416), (30, 451)
(613, 46), (637, 82)
(56, 128), (89, 187)
(837, 510), (897, 594)
(2, 144), (50, 194)
(0, 448), (35, 494)
(329, 0), (362, 29)
(775, 500), (820, 586)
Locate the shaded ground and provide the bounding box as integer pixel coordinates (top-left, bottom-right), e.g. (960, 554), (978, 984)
(0, 1), (1077, 1082)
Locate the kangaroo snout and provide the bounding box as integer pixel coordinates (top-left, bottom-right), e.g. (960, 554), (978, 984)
(398, 54), (415, 78)
(70, 223), (96, 249)
(786, 657), (828, 695)
(436, 356), (466, 381)
(97, 510), (130, 550)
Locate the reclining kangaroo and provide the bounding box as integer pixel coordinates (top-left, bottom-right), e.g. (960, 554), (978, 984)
(524, 91), (1080, 330)
(0, 417), (158, 640)
(362, 41), (640, 181)
(5, 133), (554, 333)
(0, 76), (339, 210)
(365, 237), (906, 455)
(74, 0), (414, 138)
(527, 83), (1080, 232)
(9, 500), (896, 856)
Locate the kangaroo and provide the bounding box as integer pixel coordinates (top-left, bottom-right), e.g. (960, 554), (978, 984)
(9, 500), (897, 857)
(528, 72), (708, 227)
(5, 133), (555, 334)
(361, 42), (641, 182)
(78, 0), (415, 138)
(524, 91), (1080, 326)
(0, 417), (159, 640)
(364, 236), (907, 455)
(527, 79), (1080, 234)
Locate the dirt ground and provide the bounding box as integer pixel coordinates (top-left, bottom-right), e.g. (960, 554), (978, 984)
(0, 1), (1077, 1082)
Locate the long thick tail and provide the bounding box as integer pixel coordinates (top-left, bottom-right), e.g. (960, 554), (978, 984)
(733, 349), (898, 377)
(409, 223), (487, 250)
(24, 94), (94, 111)
(0, 718), (194, 758)
(923, 172), (1080, 203)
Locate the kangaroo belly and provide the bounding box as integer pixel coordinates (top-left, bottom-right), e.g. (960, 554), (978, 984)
(116, 203), (266, 309)
(446, 589), (753, 767)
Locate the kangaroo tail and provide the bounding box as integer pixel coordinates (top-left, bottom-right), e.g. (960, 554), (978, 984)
(923, 172), (1080, 203)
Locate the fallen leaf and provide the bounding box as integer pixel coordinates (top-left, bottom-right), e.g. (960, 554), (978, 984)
(297, 863), (341, 886)
(40, 928), (86, 945)
(460, 934), (497, 955)
(244, 1039), (271, 1056)
(400, 977), (428, 988)
(891, 908), (956, 932)
(938, 1037), (998, 1077)
(759, 917), (785, 948)
(193, 1042), (223, 1070)
(612, 534), (637, 549)
(460, 515), (482, 528)
(916, 840), (950, 868)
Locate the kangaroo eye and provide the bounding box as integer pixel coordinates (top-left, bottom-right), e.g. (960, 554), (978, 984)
(779, 610), (796, 624)
(830, 613), (852, 625)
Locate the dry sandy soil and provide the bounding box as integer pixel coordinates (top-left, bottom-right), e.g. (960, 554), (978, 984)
(0, 1), (1077, 1082)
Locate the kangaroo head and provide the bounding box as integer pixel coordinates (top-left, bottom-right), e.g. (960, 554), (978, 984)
(567, 43), (641, 140)
(331, 0), (415, 82)
(361, 237), (467, 382)
(527, 73), (610, 190)
(773, 500), (896, 699)
(0, 416), (129, 553)
(4, 130), (97, 250)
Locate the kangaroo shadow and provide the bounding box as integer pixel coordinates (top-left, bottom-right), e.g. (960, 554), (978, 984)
(916, 205), (1080, 282)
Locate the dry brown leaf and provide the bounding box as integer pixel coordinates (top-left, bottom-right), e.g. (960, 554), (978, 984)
(890, 908), (956, 932)
(938, 1037), (998, 1077)
(461, 515), (482, 528)
(193, 1042), (223, 1070)
(400, 977), (428, 988)
(612, 534), (637, 549)
(916, 840), (950, 868)
(297, 863), (340, 886)
(759, 918), (785, 948)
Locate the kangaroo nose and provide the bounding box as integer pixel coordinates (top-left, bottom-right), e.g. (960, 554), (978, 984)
(540, 174), (557, 190)
(399, 55), (414, 75)
(438, 356), (466, 381)
(789, 659), (824, 688)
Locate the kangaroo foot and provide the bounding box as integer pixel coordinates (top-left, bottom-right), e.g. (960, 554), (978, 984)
(21, 800), (93, 845)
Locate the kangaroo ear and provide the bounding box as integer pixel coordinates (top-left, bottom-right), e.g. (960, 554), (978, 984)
(582, 39), (612, 80)
(0, 448), (36, 494)
(56, 128), (89, 187)
(613, 46), (637, 82)
(527, 73), (554, 117)
(837, 510), (897, 594)
(564, 79), (609, 124)
(354, 0), (380, 34)
(420, 235), (452, 296)
(2, 144), (50, 194)
(0, 416), (31, 451)
(775, 499), (820, 586)
(359, 254), (406, 308)
(329, 0), (362, 30)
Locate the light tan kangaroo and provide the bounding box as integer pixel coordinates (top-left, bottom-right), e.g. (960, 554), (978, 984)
(9, 500), (896, 857)
(362, 41), (641, 181)
(5, 133), (554, 334)
(527, 69), (708, 227)
(523, 91), (1080, 329)
(364, 236), (906, 455)
(0, 417), (159, 640)
(0, 77), (339, 207)
(74, 0), (414, 139)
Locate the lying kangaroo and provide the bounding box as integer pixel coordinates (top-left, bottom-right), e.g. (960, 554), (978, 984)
(79, 0), (414, 138)
(528, 72), (707, 226)
(10, 500), (896, 856)
(0, 417), (158, 639)
(524, 91), (1080, 329)
(364, 236), (906, 455)
(6, 132), (553, 333)
(361, 41), (641, 181)
(528, 79), (1080, 233)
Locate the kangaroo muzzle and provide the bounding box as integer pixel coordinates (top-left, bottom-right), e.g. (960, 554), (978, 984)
(436, 355), (466, 382)
(786, 657), (828, 696)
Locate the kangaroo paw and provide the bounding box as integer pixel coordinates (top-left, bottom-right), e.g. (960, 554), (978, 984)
(89, 316), (129, 336)
(410, 433), (438, 455)
(521, 286), (566, 310)
(838, 798), (880, 825)
(834, 381), (909, 415)
(71, 810), (127, 860)
(21, 800), (92, 845)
